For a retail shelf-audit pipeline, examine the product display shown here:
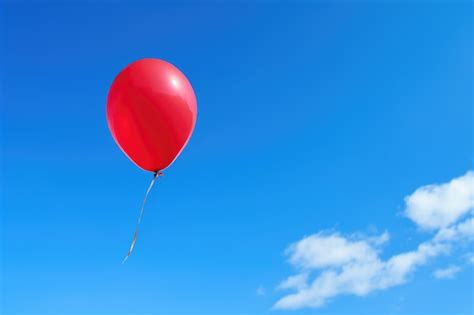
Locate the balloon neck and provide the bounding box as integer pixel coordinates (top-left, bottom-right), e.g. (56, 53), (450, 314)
(154, 171), (164, 177)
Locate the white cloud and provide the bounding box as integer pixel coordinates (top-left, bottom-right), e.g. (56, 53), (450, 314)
(274, 233), (449, 310)
(277, 273), (309, 291)
(274, 171), (473, 310)
(434, 217), (473, 242)
(404, 171), (474, 230)
(285, 231), (389, 270)
(433, 265), (461, 279)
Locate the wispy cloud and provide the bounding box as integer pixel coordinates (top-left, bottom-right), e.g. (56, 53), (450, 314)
(274, 232), (449, 310)
(277, 273), (309, 291)
(433, 265), (461, 279)
(404, 171), (473, 230)
(274, 171), (474, 310)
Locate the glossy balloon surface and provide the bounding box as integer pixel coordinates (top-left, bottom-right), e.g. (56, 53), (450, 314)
(106, 58), (197, 172)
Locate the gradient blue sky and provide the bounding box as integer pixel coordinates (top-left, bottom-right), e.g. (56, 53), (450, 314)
(2, 1), (473, 314)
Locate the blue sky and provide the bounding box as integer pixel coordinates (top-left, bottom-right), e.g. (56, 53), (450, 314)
(2, 1), (473, 314)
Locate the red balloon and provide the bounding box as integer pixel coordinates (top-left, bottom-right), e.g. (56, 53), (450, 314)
(106, 58), (197, 172)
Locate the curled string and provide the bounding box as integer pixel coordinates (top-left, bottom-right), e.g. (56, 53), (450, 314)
(122, 171), (163, 264)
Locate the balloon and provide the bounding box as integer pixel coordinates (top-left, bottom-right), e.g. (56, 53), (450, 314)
(106, 58), (197, 172)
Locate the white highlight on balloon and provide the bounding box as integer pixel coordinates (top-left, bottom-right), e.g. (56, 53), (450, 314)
(171, 77), (179, 88)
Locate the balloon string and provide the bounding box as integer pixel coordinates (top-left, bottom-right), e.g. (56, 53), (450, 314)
(122, 171), (163, 264)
